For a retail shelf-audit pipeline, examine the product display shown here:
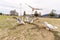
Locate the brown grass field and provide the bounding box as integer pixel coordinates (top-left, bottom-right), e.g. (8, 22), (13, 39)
(0, 15), (60, 40)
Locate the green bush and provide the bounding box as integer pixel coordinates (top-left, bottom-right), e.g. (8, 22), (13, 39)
(23, 11), (26, 16)
(0, 13), (2, 15)
(34, 11), (38, 17)
(49, 10), (55, 17)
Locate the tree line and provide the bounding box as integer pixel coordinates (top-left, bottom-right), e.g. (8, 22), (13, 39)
(0, 9), (60, 18)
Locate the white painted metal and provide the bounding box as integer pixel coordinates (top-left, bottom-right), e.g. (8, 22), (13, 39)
(44, 22), (58, 30)
(28, 18), (36, 23)
(24, 16), (29, 22)
(16, 18), (25, 24)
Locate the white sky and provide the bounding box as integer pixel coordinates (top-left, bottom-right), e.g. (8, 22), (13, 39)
(0, 0), (60, 15)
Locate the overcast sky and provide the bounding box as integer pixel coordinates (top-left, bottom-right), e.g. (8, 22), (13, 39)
(0, 0), (60, 15)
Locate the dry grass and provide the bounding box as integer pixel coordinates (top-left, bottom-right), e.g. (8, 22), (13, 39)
(0, 15), (60, 40)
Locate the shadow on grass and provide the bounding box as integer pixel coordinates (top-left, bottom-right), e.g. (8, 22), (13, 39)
(9, 24), (24, 30)
(29, 23), (40, 30)
(29, 23), (45, 31)
(50, 31), (60, 40)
